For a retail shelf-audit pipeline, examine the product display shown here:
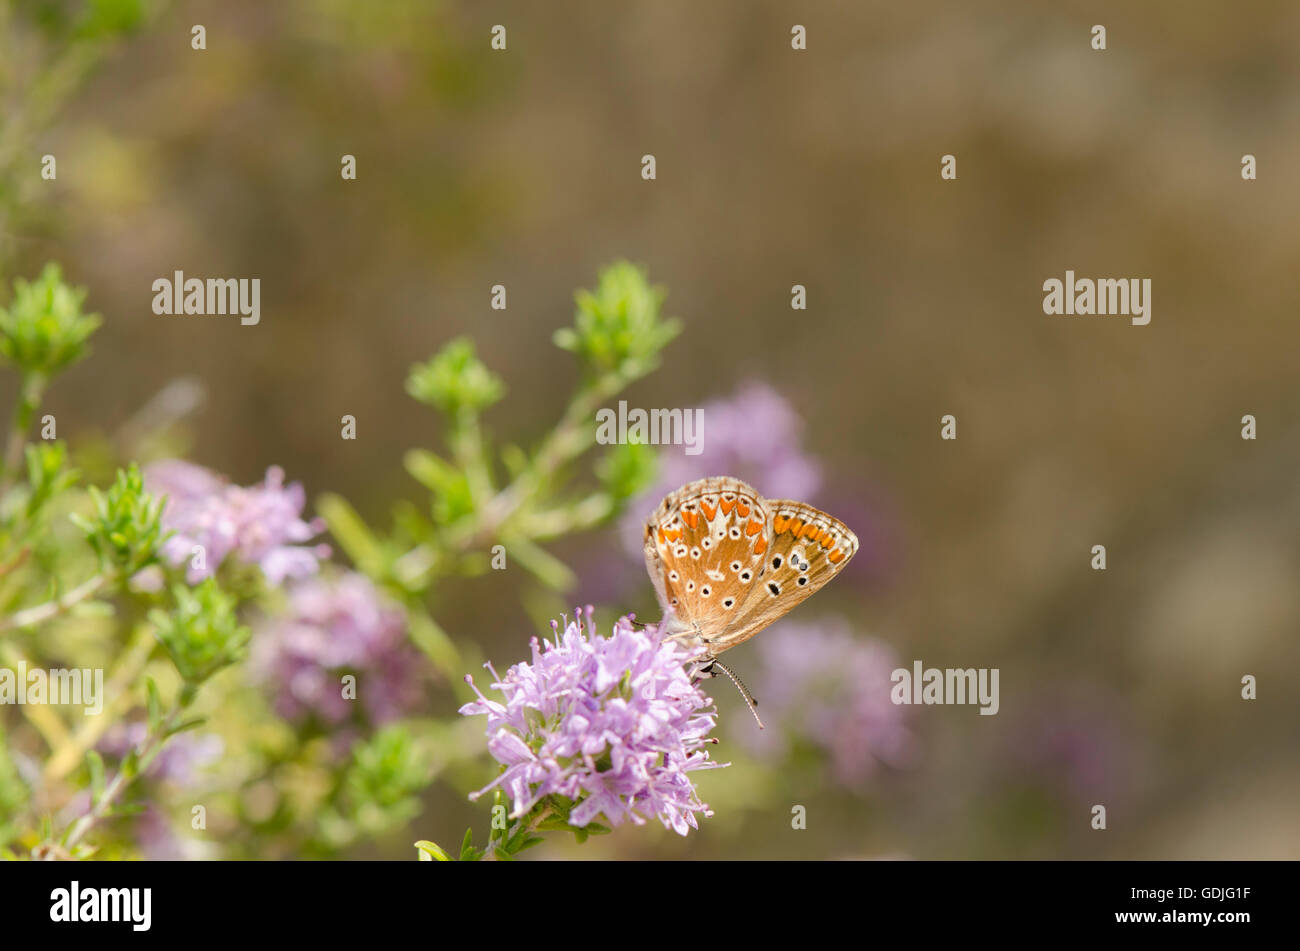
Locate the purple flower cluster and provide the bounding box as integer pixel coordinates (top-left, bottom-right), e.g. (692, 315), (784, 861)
(143, 460), (330, 585)
(252, 571), (425, 726)
(737, 620), (911, 787)
(460, 609), (725, 835)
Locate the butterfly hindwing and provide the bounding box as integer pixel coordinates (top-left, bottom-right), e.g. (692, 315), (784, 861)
(643, 476), (773, 643)
(708, 499), (858, 653)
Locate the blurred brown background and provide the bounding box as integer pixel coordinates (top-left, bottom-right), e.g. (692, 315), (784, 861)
(6, 0), (1299, 857)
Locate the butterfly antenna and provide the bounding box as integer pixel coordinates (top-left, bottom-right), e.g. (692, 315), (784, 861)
(709, 660), (765, 730)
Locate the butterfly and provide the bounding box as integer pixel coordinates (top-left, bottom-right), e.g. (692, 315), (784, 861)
(643, 476), (858, 727)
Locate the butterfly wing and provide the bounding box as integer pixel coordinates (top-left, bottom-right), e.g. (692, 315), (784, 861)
(643, 476), (774, 648)
(707, 499), (858, 653)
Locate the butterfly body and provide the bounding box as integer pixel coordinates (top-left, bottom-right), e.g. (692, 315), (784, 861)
(643, 476), (858, 665)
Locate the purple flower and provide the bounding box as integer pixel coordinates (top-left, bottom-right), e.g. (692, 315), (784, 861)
(252, 571), (426, 726)
(97, 721), (224, 788)
(736, 620), (911, 787)
(143, 460), (330, 585)
(460, 608), (725, 835)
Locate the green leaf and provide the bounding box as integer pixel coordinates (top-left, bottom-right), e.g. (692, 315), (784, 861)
(405, 610), (461, 678)
(502, 534), (576, 592)
(403, 450), (473, 523)
(403, 449), (456, 493)
(73, 464), (167, 575)
(489, 789), (508, 843)
(406, 338), (505, 415)
(316, 493), (385, 577)
(459, 826), (474, 860)
(597, 440), (657, 503)
(415, 839), (451, 862)
(150, 578), (250, 685)
(554, 262), (681, 378)
(145, 677), (162, 731)
(0, 263), (102, 376)
(78, 0), (147, 38)
(165, 716), (207, 738)
(85, 751), (105, 799)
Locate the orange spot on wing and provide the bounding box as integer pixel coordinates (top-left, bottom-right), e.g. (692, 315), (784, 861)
(752, 536), (768, 555)
(773, 515), (789, 534)
(720, 497), (735, 515)
(819, 530), (834, 548)
(786, 519), (804, 537)
(657, 528), (666, 544)
(745, 519), (763, 537)
(828, 549), (845, 564)
(801, 523), (821, 540)
(736, 501), (751, 518)
(664, 528), (682, 543)
(700, 501), (716, 521)
(682, 510), (699, 530)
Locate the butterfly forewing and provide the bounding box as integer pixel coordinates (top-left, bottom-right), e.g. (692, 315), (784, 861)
(707, 499), (858, 653)
(643, 476), (773, 645)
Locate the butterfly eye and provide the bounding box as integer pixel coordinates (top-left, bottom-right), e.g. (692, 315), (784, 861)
(797, 576), (808, 586)
(729, 527), (741, 539)
(686, 581), (695, 592)
(730, 561), (742, 572)
(767, 582), (781, 596)
(771, 555), (782, 569)
(740, 571), (751, 582)
(690, 547), (701, 559)
(701, 586), (710, 597)
(675, 546), (688, 557)
(669, 570), (679, 582)
(723, 598), (734, 608)
(702, 538), (711, 549)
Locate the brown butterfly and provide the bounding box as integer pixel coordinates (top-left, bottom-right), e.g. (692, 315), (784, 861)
(643, 476), (858, 726)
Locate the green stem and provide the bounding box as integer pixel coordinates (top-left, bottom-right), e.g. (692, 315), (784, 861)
(486, 805), (552, 860)
(0, 572), (107, 635)
(60, 689), (193, 852)
(453, 410), (495, 509)
(447, 371), (626, 551)
(1, 371), (45, 491)
(43, 622), (156, 783)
